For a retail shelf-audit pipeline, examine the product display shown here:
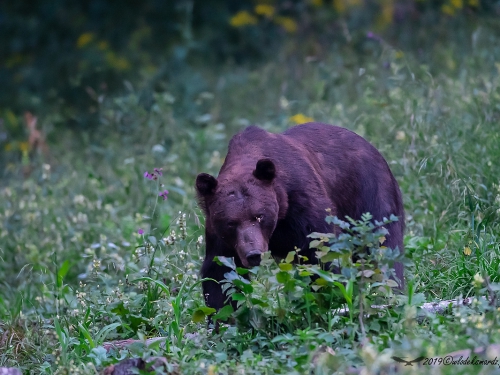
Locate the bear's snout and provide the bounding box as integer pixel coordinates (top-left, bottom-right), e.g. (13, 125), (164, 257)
(246, 251), (262, 267)
(235, 224), (267, 267)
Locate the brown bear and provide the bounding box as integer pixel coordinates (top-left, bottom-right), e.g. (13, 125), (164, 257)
(196, 122), (404, 310)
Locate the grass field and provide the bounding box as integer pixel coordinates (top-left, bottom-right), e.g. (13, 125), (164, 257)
(1, 16), (500, 375)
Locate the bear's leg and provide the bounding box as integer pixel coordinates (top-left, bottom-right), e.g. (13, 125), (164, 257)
(201, 256), (231, 311)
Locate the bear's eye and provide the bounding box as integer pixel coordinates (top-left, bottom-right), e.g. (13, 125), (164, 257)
(255, 214), (264, 223)
(227, 221), (238, 229)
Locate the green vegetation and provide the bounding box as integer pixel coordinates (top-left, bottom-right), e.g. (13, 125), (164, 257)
(1, 1), (500, 374)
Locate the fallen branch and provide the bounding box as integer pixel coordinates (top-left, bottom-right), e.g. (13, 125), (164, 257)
(102, 337), (167, 352)
(335, 296), (485, 321)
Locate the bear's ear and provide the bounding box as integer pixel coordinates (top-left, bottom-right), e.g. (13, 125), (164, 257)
(253, 159), (276, 182)
(196, 173), (218, 197)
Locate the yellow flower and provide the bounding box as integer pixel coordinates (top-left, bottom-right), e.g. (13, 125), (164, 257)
(468, 0), (479, 6)
(255, 4), (275, 17)
(290, 114), (314, 124)
(375, 1), (394, 29)
(275, 16), (298, 33)
(76, 32), (94, 48)
(333, 0), (361, 12)
(332, 0), (346, 13)
(310, 0), (324, 6)
(105, 52), (131, 71)
(395, 50), (404, 59)
(19, 142), (29, 153)
(463, 246), (472, 256)
(441, 4), (456, 15)
(6, 110), (18, 127)
(451, 0), (463, 8)
(97, 41), (109, 51)
(229, 11), (258, 27)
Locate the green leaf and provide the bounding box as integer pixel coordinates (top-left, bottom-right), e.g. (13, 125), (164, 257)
(131, 277), (170, 297)
(278, 263), (293, 271)
(231, 293), (246, 301)
(57, 260), (72, 288)
(385, 279), (399, 288)
(314, 277), (328, 286)
(233, 279), (253, 294)
(318, 251), (340, 263)
(298, 270), (313, 277)
(310, 269), (340, 283)
(359, 270), (375, 278)
(192, 310), (206, 323)
(95, 323), (122, 345)
(276, 271), (291, 283)
(285, 251), (296, 263)
(213, 305), (234, 321)
(309, 240), (323, 248)
(192, 307), (216, 323)
(250, 298), (268, 307)
(148, 236), (157, 245)
(215, 256), (236, 270)
(236, 267), (250, 275)
(78, 323), (95, 349)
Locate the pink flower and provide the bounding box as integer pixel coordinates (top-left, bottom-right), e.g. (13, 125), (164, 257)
(159, 190), (169, 201)
(144, 168), (163, 180)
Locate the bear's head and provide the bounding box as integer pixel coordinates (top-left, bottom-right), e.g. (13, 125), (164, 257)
(196, 159), (287, 267)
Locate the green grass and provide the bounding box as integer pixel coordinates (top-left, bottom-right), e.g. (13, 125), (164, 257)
(2, 17), (500, 375)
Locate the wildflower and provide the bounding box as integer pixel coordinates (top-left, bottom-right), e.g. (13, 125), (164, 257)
(178, 212), (187, 239)
(76, 32), (94, 48)
(441, 4), (456, 15)
(473, 273), (484, 288)
(144, 167), (163, 180)
(159, 190), (169, 201)
(310, 0), (323, 6)
(367, 31), (381, 42)
(229, 11), (258, 27)
(290, 113), (314, 124)
(105, 51), (130, 71)
(333, 0), (346, 13)
(395, 131), (406, 141)
(255, 4), (275, 17)
(274, 16), (298, 33)
(463, 246), (472, 256)
(196, 235), (204, 249)
(138, 228), (144, 235)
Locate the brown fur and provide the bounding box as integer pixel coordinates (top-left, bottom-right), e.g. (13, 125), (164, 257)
(196, 123), (405, 310)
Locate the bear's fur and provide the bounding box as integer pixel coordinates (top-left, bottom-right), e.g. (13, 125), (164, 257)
(196, 123), (404, 310)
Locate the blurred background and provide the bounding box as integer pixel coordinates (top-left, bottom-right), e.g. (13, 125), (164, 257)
(0, 0), (496, 161)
